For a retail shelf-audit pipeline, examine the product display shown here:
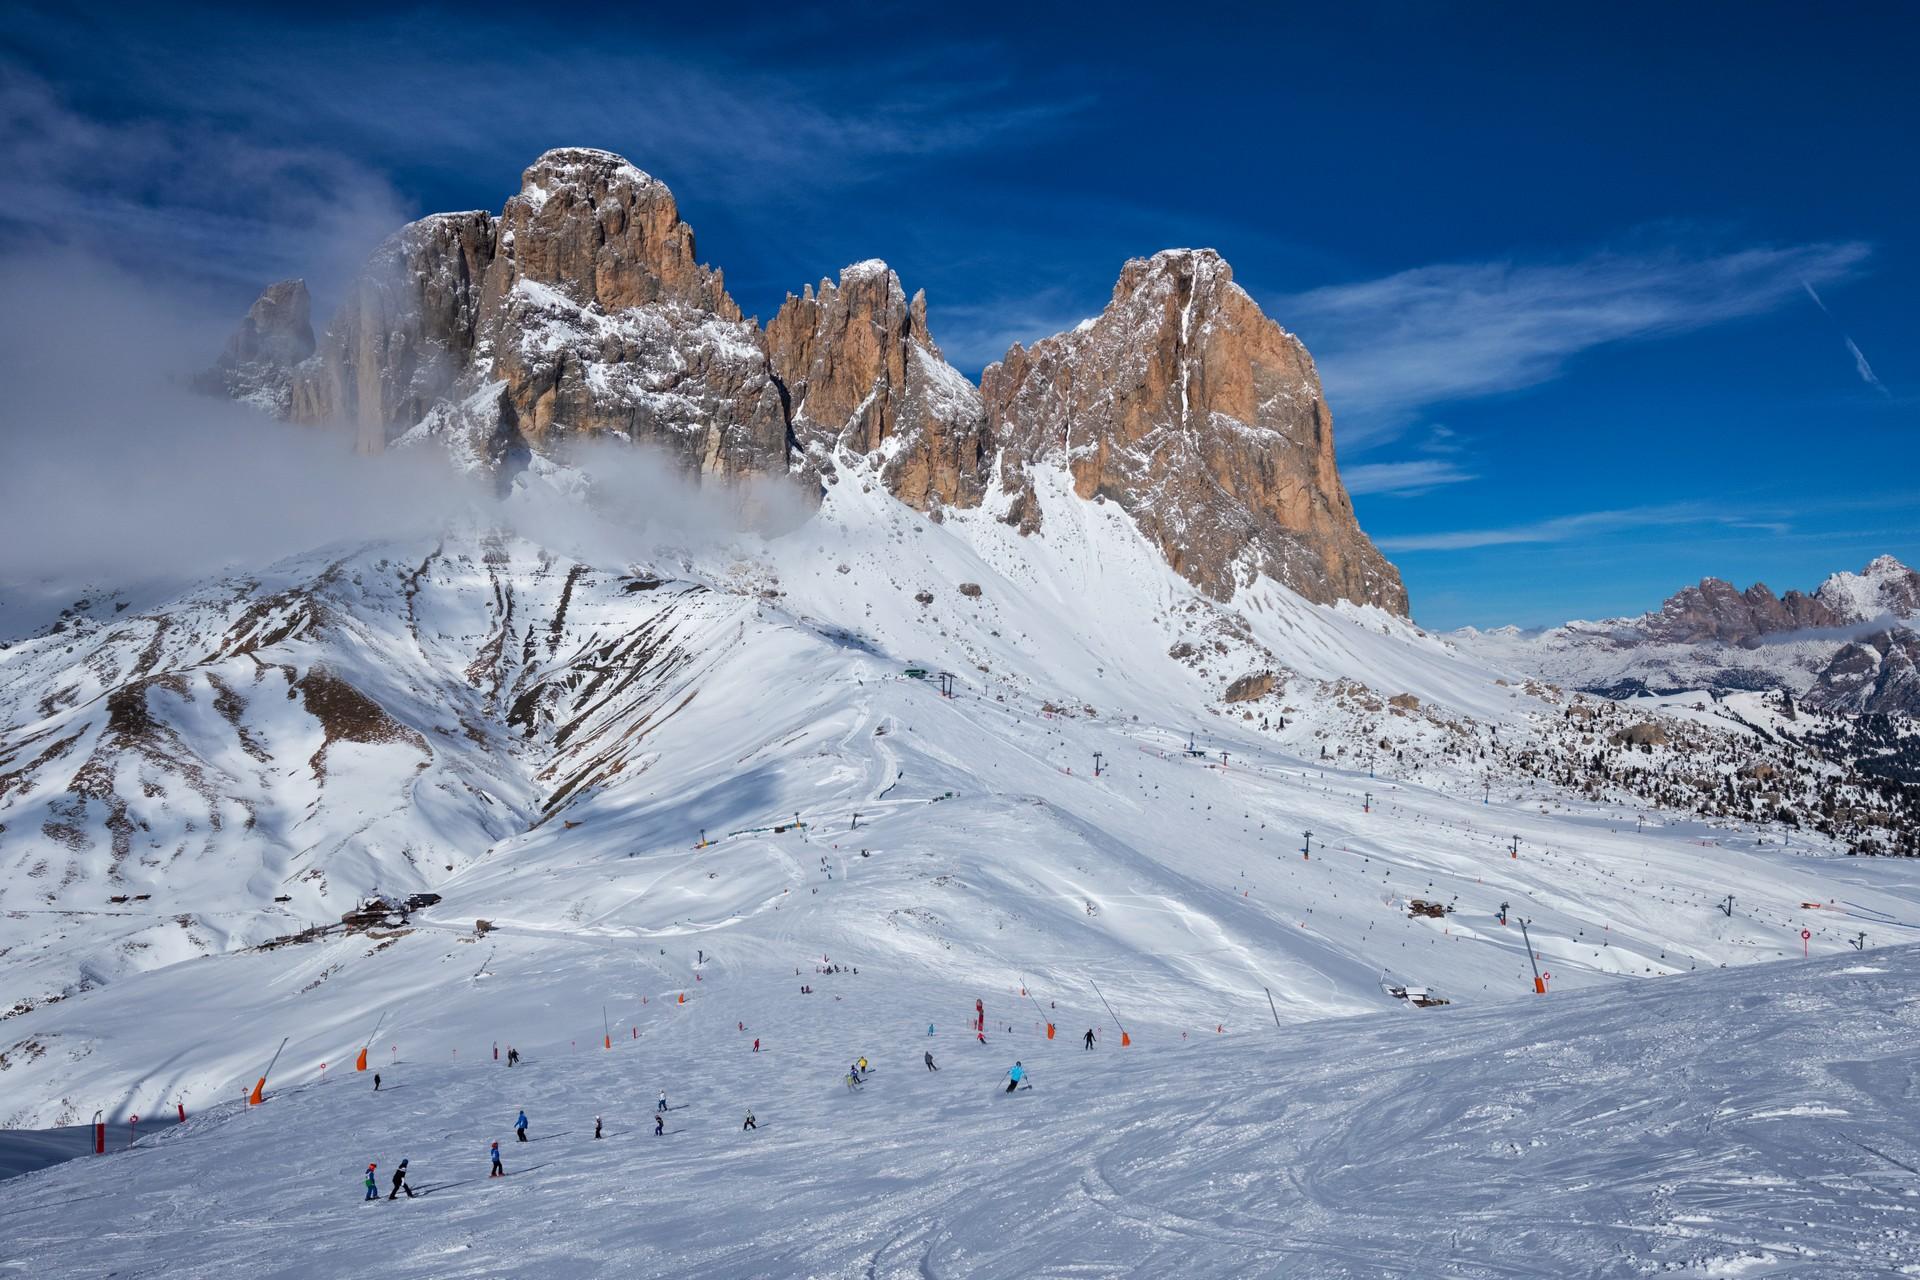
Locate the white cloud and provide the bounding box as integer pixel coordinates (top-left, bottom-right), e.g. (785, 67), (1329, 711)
(1277, 240), (1872, 446)
(1844, 336), (1888, 394)
(1377, 504), (1727, 553)
(1342, 460), (1477, 497)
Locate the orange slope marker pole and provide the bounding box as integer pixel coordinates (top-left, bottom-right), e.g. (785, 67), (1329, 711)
(603, 1005), (611, 1050)
(1088, 977), (1130, 1047)
(356, 1012), (385, 1072)
(249, 1036), (290, 1105)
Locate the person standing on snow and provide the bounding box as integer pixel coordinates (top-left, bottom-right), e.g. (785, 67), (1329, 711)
(742, 1110), (757, 1131)
(515, 1109), (529, 1142)
(489, 1141), (504, 1177)
(1005, 1061), (1026, 1093)
(927, 1024), (935, 1037)
(364, 1163), (378, 1201)
(594, 1115), (603, 1140)
(373, 1072), (382, 1090)
(388, 1158), (415, 1200)
(924, 1050), (938, 1071)
(1084, 1029), (1095, 1050)
(753, 1038), (760, 1054)
(654, 1112), (664, 1136)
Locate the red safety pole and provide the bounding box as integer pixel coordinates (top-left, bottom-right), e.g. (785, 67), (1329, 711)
(177, 1099), (186, 1124)
(92, 1111), (105, 1155)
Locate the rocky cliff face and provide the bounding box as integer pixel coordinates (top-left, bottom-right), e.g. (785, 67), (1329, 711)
(1646, 578), (1844, 646)
(195, 279), (316, 416)
(765, 260), (989, 512)
(218, 152), (1403, 613)
(290, 211), (496, 452)
(284, 150), (788, 479)
(981, 250), (1406, 612)
(1813, 628), (1920, 715)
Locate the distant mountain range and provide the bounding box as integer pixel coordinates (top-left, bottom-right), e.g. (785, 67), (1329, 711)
(1452, 555), (1920, 714)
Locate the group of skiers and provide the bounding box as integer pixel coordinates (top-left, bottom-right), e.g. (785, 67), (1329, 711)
(361, 1010), (1106, 1198)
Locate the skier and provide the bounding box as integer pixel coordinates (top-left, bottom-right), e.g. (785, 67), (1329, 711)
(594, 1115), (603, 1140)
(373, 1072), (382, 1090)
(388, 1158), (415, 1200)
(1005, 1061), (1026, 1093)
(856, 1057), (868, 1076)
(753, 1038), (760, 1054)
(1084, 1029), (1095, 1050)
(742, 1110), (757, 1131)
(488, 1141), (504, 1178)
(515, 1109), (529, 1142)
(657, 1091), (668, 1112)
(654, 1112), (664, 1137)
(364, 1162), (378, 1201)
(927, 1023), (935, 1037)
(924, 1050), (938, 1072)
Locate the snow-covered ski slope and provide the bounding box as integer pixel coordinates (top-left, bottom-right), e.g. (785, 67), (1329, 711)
(6, 456), (1920, 1273)
(6, 945), (1919, 1278)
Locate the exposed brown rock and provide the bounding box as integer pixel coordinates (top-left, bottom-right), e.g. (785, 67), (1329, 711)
(1610, 722), (1670, 748)
(1224, 671), (1274, 702)
(766, 261), (988, 510)
(980, 250), (1406, 613)
(1646, 578), (1844, 646)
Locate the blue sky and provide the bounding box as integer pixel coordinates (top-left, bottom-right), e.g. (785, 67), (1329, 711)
(3, 2), (1913, 627)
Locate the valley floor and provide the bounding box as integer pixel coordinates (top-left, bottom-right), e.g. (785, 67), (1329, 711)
(3, 946), (1918, 1279)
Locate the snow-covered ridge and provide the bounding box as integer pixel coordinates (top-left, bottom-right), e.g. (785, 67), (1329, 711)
(4, 462), (1917, 1131)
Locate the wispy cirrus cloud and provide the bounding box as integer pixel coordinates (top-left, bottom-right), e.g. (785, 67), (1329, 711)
(1376, 503), (1761, 553)
(1277, 240), (1873, 447)
(1342, 459), (1477, 497)
(1803, 280), (1890, 395)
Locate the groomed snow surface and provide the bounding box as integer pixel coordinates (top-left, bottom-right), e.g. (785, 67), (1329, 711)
(4, 949), (1918, 1277)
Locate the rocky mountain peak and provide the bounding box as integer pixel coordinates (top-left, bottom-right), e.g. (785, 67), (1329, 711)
(492, 147), (739, 321)
(193, 279), (317, 416)
(1645, 576), (1842, 646)
(1816, 555), (1920, 623)
(225, 279), (316, 368)
(765, 260), (986, 511)
(981, 247), (1407, 613)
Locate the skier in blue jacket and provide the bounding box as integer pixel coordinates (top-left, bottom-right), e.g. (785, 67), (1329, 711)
(364, 1162), (378, 1201)
(1005, 1061), (1025, 1093)
(514, 1110), (529, 1142)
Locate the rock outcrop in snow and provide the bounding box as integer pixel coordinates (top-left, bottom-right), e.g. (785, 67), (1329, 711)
(981, 250), (1407, 613)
